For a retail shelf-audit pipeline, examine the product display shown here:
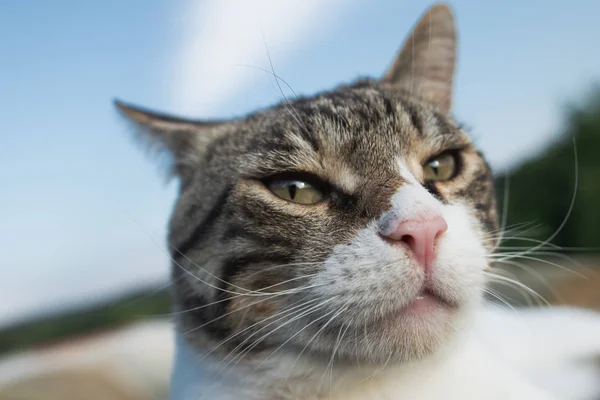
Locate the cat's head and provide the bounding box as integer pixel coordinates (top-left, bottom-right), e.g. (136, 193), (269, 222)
(117, 4), (497, 366)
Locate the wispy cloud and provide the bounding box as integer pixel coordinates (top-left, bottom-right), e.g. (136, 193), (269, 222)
(170, 0), (344, 116)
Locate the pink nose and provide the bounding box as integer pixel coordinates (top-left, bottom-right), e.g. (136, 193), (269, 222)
(382, 216), (448, 271)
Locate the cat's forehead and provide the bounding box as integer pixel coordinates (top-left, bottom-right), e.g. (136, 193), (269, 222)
(230, 81), (471, 186)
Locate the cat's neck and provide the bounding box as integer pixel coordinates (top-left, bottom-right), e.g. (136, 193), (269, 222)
(170, 329), (554, 400)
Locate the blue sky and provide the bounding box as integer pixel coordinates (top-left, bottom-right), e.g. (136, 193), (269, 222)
(1, 0), (599, 326)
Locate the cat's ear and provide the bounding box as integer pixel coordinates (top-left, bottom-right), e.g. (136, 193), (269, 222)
(115, 100), (223, 178)
(382, 3), (456, 114)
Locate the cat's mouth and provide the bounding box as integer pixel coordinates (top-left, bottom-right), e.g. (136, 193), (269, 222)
(362, 287), (459, 335)
(403, 288), (454, 313)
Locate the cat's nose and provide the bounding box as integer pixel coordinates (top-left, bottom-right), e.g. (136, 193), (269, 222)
(381, 216), (448, 271)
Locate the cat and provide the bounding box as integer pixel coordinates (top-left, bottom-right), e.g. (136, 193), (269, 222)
(116, 4), (600, 399)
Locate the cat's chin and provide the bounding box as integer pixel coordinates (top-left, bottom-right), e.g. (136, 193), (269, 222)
(365, 301), (462, 363)
(306, 295), (472, 367)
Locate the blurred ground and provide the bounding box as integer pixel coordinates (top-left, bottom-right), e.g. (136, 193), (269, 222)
(0, 320), (172, 400)
(553, 274), (600, 310)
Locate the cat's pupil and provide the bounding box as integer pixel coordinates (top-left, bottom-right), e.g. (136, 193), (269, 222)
(289, 183), (297, 199)
(431, 161), (439, 176)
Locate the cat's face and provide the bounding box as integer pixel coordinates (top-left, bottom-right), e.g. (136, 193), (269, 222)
(117, 4), (497, 366)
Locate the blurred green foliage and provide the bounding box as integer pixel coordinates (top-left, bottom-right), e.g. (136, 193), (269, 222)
(0, 288), (169, 355)
(495, 86), (600, 249)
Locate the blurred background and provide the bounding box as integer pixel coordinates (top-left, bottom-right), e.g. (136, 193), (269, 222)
(1, 0), (599, 399)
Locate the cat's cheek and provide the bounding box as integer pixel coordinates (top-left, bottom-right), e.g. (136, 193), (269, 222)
(431, 203), (488, 305)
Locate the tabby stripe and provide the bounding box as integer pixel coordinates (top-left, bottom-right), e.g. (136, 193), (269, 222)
(297, 126), (320, 153)
(172, 186), (231, 260)
(219, 252), (294, 298)
(206, 252), (294, 339)
(222, 224), (296, 248)
(424, 181), (445, 202)
(177, 278), (231, 339)
(382, 96), (396, 117)
(209, 252), (293, 341)
(433, 111), (454, 135)
(401, 100), (424, 136)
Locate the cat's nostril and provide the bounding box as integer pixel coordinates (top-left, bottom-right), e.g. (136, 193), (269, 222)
(400, 234), (416, 247)
(381, 216), (448, 272)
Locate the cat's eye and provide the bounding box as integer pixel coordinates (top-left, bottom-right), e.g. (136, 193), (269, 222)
(423, 153), (457, 182)
(267, 180), (325, 205)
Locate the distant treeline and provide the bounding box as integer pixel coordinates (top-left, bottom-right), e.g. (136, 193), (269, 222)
(495, 86), (600, 249)
(0, 288), (169, 355)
